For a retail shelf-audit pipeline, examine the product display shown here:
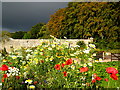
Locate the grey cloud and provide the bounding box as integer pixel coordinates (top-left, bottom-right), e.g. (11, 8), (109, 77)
(2, 2), (68, 32)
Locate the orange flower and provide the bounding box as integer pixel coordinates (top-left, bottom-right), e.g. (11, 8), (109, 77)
(80, 67), (88, 72)
(54, 64), (61, 70)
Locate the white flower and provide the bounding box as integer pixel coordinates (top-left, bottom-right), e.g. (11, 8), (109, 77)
(48, 47), (52, 50)
(0, 83), (2, 86)
(11, 55), (17, 59)
(82, 83), (86, 86)
(105, 52), (111, 55)
(51, 44), (56, 48)
(71, 65), (75, 70)
(88, 58), (92, 61)
(92, 53), (96, 56)
(70, 54), (75, 56)
(74, 45), (80, 48)
(64, 36), (67, 39)
(7, 73), (11, 77)
(40, 52), (43, 55)
(25, 49), (32, 52)
(89, 44), (96, 48)
(83, 64), (87, 67)
(83, 49), (90, 53)
(88, 62), (92, 66)
(99, 58), (103, 62)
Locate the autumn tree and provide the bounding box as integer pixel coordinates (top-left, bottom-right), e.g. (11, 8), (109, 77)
(44, 2), (120, 49)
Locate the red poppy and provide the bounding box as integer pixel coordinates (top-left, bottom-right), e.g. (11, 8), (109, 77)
(0, 64), (9, 71)
(92, 79), (96, 83)
(80, 67), (88, 72)
(63, 71), (67, 77)
(54, 64), (61, 70)
(65, 59), (72, 65)
(104, 78), (109, 82)
(106, 67), (118, 74)
(3, 74), (7, 78)
(95, 76), (102, 81)
(110, 74), (118, 80)
(16, 76), (20, 79)
(61, 63), (66, 68)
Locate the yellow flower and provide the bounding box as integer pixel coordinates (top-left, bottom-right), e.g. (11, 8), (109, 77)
(2, 59), (7, 62)
(40, 48), (43, 51)
(25, 79), (32, 84)
(12, 56), (17, 59)
(34, 52), (38, 54)
(74, 60), (78, 63)
(29, 85), (35, 89)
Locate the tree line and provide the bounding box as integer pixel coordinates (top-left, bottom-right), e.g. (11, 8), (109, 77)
(1, 2), (120, 49)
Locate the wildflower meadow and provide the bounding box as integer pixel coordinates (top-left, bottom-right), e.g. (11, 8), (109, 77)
(0, 36), (119, 89)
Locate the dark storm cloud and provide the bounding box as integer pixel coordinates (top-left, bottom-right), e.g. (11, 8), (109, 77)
(2, 2), (68, 32)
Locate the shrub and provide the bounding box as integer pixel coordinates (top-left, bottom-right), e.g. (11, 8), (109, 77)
(76, 41), (86, 49)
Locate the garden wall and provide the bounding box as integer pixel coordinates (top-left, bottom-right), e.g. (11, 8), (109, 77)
(0, 38), (93, 52)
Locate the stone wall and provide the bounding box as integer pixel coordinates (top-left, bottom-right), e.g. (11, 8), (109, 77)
(0, 38), (93, 52)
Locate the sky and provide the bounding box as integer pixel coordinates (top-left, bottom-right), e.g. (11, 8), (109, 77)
(2, 2), (68, 32)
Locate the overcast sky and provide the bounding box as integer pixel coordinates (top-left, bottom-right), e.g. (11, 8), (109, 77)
(2, 2), (68, 32)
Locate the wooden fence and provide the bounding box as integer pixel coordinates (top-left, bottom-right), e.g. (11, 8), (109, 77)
(111, 53), (120, 61)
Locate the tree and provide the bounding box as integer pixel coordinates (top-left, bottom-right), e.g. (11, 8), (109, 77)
(0, 30), (11, 43)
(23, 23), (45, 39)
(11, 31), (26, 39)
(45, 2), (120, 49)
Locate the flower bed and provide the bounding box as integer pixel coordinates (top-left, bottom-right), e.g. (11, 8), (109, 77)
(0, 36), (119, 89)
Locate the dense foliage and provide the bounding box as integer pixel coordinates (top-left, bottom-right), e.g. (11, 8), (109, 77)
(39, 2), (120, 49)
(11, 31), (27, 39)
(0, 36), (119, 89)
(76, 41), (86, 49)
(23, 23), (45, 39)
